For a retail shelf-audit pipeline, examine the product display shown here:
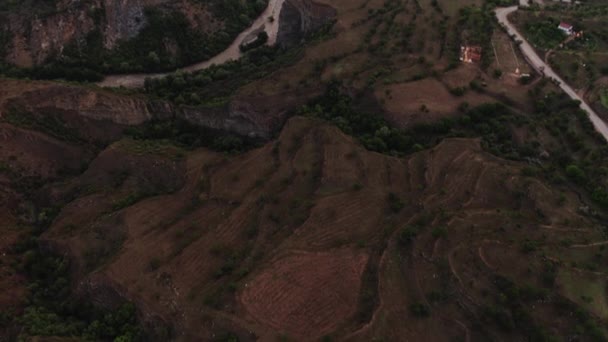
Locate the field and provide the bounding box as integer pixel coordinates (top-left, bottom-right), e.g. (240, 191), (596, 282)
(491, 29), (532, 78)
(241, 250), (369, 339)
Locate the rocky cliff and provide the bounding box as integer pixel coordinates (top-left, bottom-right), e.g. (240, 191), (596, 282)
(3, 0), (99, 67)
(102, 0), (163, 49)
(276, 0), (337, 48)
(1, 0), (219, 67)
(0, 79), (280, 140)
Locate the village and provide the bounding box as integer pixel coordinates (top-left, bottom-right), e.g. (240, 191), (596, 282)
(506, 0), (608, 122)
(460, 8), (582, 79)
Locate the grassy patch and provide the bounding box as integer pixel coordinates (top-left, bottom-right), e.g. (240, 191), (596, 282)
(116, 139), (186, 160)
(558, 270), (608, 319)
(600, 88), (608, 110)
(111, 192), (149, 211)
(3, 106), (82, 143)
(124, 118), (259, 153)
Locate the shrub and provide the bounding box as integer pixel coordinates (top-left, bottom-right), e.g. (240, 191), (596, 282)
(398, 226), (418, 246)
(592, 187), (608, 207)
(387, 192), (405, 213)
(431, 227), (447, 238)
(409, 303), (430, 317)
(449, 87), (467, 96)
(565, 164), (586, 184)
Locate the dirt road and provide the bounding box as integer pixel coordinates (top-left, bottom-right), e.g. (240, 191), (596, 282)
(97, 0), (286, 88)
(495, 4), (608, 141)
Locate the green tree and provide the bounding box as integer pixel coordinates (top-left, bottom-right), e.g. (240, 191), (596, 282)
(565, 164), (586, 184)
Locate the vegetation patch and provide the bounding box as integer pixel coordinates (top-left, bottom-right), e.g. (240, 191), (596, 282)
(7, 220), (144, 340)
(300, 82), (524, 159)
(524, 17), (566, 50)
(600, 87), (608, 110)
(124, 118), (262, 153)
(143, 45), (303, 106)
(3, 106), (82, 143)
(117, 139), (186, 160)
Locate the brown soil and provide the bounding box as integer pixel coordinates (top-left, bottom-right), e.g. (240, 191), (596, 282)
(377, 75), (495, 128)
(0, 113), (592, 340)
(1, 0), (607, 338)
(241, 249), (368, 339)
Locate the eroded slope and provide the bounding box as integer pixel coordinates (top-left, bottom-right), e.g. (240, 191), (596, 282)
(36, 116), (608, 341)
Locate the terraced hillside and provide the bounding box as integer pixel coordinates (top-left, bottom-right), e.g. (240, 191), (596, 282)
(1, 0), (608, 340)
(1, 76), (608, 339)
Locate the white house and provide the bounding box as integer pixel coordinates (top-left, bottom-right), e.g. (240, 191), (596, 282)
(558, 22), (574, 35)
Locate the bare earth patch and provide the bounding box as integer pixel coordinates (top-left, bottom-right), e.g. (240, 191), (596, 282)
(241, 249), (369, 339)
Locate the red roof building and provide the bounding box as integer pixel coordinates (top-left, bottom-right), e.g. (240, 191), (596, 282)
(460, 46), (482, 64)
(558, 22), (574, 35)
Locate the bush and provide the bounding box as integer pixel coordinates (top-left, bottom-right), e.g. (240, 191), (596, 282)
(398, 226), (419, 246)
(125, 119), (257, 153)
(431, 227), (447, 238)
(519, 75), (532, 84)
(387, 192), (405, 213)
(449, 87), (467, 96)
(592, 187), (608, 207)
(409, 303), (430, 317)
(521, 239), (539, 253)
(565, 164), (586, 184)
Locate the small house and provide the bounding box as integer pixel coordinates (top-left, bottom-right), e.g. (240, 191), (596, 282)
(460, 46), (482, 64)
(558, 22), (574, 35)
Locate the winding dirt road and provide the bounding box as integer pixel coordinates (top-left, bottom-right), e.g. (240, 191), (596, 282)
(97, 0), (285, 88)
(495, 3), (608, 141)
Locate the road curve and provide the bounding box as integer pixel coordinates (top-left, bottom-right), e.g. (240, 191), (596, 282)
(495, 4), (608, 141)
(97, 0), (286, 88)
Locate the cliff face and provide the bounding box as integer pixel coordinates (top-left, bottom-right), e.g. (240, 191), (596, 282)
(0, 79), (279, 140)
(102, 0), (170, 49)
(4, 1), (99, 67)
(1, 81), (171, 124)
(276, 0), (337, 48)
(1, 0), (218, 67)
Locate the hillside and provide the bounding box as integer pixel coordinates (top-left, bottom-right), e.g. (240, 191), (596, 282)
(1, 0), (608, 341)
(0, 75), (607, 340)
(0, 0), (268, 78)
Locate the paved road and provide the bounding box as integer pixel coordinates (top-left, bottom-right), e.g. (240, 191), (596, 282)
(97, 0), (285, 88)
(495, 4), (608, 141)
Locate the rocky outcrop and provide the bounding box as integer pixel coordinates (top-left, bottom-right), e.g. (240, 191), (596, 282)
(1, 0), (219, 66)
(4, 1), (98, 67)
(0, 79), (291, 140)
(276, 0), (337, 48)
(102, 0), (169, 49)
(2, 83), (173, 125)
